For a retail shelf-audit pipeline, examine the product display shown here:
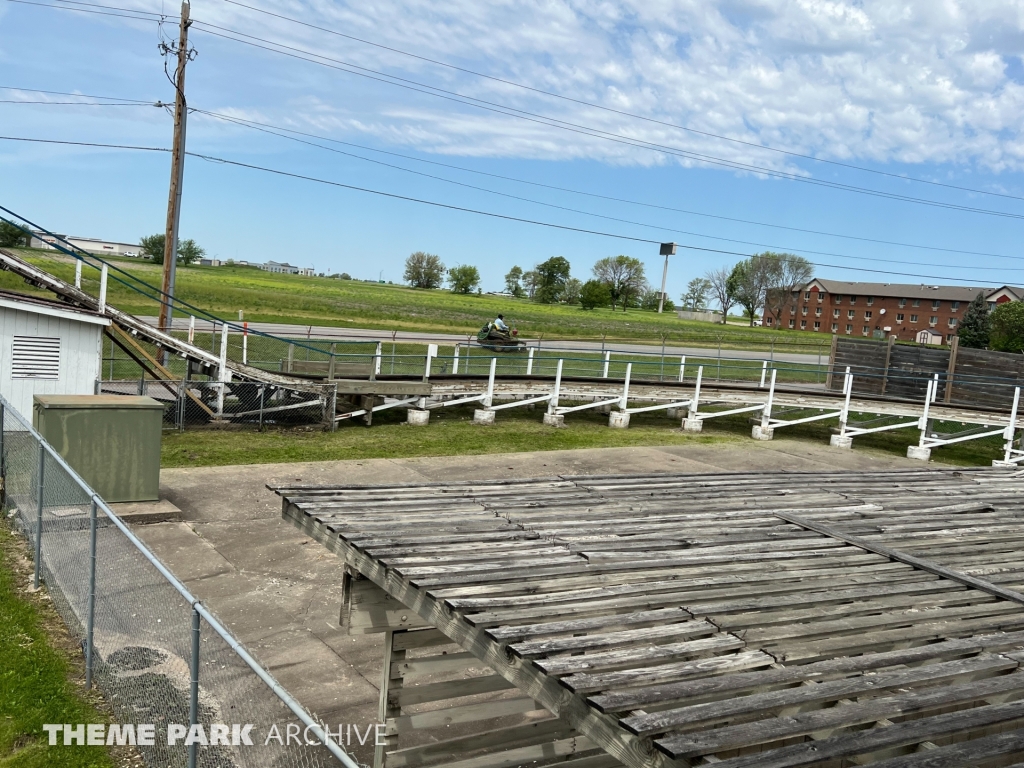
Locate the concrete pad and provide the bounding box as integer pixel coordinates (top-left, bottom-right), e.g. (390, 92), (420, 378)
(133, 522), (233, 581)
(108, 498), (182, 524)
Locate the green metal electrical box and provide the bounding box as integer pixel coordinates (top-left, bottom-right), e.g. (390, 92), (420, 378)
(32, 395), (164, 503)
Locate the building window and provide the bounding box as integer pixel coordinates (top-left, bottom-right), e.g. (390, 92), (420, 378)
(802, 307), (808, 315)
(951, 301), (960, 311)
(896, 313), (904, 322)
(929, 316), (938, 326)
(932, 300), (941, 309)
(862, 326), (870, 336)
(847, 310), (855, 319)
(910, 314), (918, 323)
(815, 307), (822, 316)
(831, 323), (838, 331)
(867, 296), (874, 306)
(849, 296), (857, 305)
(804, 291), (811, 300)
(766, 317), (773, 326)
(913, 299), (920, 307)
(865, 311), (872, 319)
(846, 324), (853, 334)
(788, 319), (795, 328)
(833, 309), (840, 318)
(801, 320), (807, 328)
(817, 293), (823, 303)
(834, 295), (843, 303)
(946, 333), (955, 343)
(814, 321), (821, 330)
(948, 318), (957, 327)
(899, 298), (907, 308)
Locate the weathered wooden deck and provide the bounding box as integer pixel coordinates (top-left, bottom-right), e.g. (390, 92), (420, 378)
(276, 468), (1024, 768)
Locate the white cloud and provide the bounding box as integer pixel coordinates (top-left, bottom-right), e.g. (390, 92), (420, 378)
(120, 0), (1024, 172)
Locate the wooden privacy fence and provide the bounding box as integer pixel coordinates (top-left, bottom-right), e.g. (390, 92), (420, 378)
(827, 336), (1024, 409)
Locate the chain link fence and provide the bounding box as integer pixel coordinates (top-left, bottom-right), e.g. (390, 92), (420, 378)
(0, 394), (359, 768)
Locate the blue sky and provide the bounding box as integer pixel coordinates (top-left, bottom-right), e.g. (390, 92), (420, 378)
(3, 0), (1024, 305)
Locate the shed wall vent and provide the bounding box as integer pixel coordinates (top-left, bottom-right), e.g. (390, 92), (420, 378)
(11, 336), (61, 379)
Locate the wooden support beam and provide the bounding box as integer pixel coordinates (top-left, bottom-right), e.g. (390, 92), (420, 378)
(341, 572), (429, 634)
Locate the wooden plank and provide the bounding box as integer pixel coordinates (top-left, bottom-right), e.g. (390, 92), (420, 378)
(344, 575), (429, 634)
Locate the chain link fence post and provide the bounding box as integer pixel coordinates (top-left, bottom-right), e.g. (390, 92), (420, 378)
(189, 605), (200, 768)
(85, 497), (97, 689)
(0, 402), (5, 508)
(33, 442), (44, 589)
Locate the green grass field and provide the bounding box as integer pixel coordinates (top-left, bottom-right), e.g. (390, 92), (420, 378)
(2, 248), (828, 352)
(0, 525), (114, 768)
(162, 401), (1003, 468)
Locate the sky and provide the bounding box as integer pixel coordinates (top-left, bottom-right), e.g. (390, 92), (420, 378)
(3, 0), (1024, 306)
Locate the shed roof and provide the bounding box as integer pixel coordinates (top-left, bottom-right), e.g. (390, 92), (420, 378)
(0, 290), (111, 326)
(278, 469), (1024, 768)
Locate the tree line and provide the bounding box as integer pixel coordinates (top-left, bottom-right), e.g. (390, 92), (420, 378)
(956, 294), (1024, 352)
(403, 251), (675, 311)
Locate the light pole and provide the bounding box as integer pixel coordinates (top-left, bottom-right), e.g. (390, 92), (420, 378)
(657, 242), (676, 314)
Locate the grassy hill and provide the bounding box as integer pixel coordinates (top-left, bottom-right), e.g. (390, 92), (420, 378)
(0, 248), (825, 351)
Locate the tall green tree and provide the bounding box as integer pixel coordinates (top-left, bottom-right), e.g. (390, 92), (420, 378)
(0, 220), (29, 247)
(522, 270), (540, 299)
(534, 256), (572, 303)
(727, 255), (776, 326)
(403, 251), (445, 289)
(592, 255), (646, 312)
(140, 233), (166, 263)
(562, 277), (583, 305)
(705, 266), (735, 323)
(989, 301), (1024, 352)
(681, 277), (712, 311)
(504, 266), (524, 297)
(958, 292), (991, 349)
(761, 252), (813, 325)
(447, 264), (481, 294)
(177, 238), (205, 265)
(579, 279), (611, 310)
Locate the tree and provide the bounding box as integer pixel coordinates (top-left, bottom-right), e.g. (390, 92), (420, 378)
(562, 277), (583, 305)
(177, 238), (205, 265)
(705, 266), (735, 323)
(534, 256), (572, 303)
(522, 270), (540, 299)
(958, 292), (991, 349)
(504, 266), (524, 297)
(761, 252), (813, 325)
(0, 220), (29, 247)
(989, 301), (1024, 352)
(579, 279), (611, 310)
(681, 277), (712, 311)
(592, 255), (646, 312)
(140, 233), (165, 262)
(404, 251), (445, 289)
(447, 264), (481, 294)
(727, 255), (776, 326)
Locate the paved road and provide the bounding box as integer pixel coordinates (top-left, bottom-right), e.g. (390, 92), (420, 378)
(146, 317), (823, 365)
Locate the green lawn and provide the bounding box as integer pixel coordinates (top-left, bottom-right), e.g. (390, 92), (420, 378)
(2, 248), (827, 352)
(161, 401), (1003, 468)
(0, 526), (114, 768)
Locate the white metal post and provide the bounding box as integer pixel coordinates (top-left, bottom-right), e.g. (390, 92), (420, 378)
(678, 355), (686, 383)
(242, 322), (248, 366)
(374, 342), (382, 376)
(619, 363), (633, 411)
(452, 345), (460, 375)
(688, 366), (703, 419)
(217, 324), (229, 417)
(549, 359), (564, 414)
(918, 378), (935, 447)
(188, 314), (195, 345)
(760, 360), (768, 388)
(1003, 387), (1021, 462)
(483, 357), (497, 407)
(761, 369), (777, 429)
(839, 368), (854, 437)
(75, 259), (82, 289)
(527, 347), (535, 376)
(98, 263), (108, 314)
(932, 373), (940, 403)
(602, 351), (611, 379)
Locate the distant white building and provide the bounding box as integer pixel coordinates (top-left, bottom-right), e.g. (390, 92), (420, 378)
(262, 260), (315, 276)
(199, 258), (223, 267)
(30, 232), (140, 258)
(0, 291), (109, 418)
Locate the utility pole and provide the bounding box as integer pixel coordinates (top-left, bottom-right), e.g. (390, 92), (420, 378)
(159, 0), (192, 355)
(657, 242), (676, 314)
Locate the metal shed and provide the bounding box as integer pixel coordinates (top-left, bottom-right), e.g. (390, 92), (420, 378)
(0, 290), (109, 419)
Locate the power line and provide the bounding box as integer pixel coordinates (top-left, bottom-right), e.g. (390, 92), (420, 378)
(0, 99), (154, 105)
(193, 108), (1024, 274)
(0, 133), (1011, 284)
(4, 0), (168, 22)
(0, 85), (155, 103)
(218, 0), (1024, 205)
(190, 21), (1024, 222)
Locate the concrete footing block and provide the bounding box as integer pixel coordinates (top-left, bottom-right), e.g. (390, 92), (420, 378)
(407, 409), (430, 426)
(608, 411), (630, 429)
(829, 434), (853, 449)
(542, 413), (565, 427)
(751, 424), (774, 440)
(906, 445), (932, 461)
(472, 409), (496, 425)
(682, 418), (703, 433)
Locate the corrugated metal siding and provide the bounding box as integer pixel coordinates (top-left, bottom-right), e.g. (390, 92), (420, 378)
(0, 305), (103, 419)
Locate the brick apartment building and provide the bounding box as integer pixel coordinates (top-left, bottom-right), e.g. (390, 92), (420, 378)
(763, 280), (1024, 344)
